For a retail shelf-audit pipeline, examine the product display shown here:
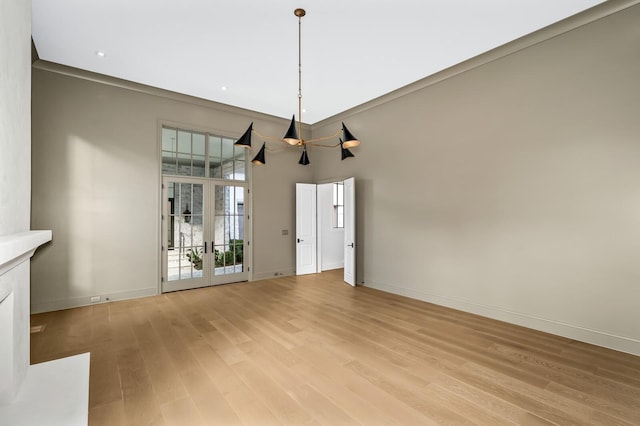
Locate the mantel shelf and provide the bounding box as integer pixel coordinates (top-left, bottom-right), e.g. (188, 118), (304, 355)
(0, 230), (52, 278)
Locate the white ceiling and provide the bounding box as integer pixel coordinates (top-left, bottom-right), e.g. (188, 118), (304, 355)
(32, 0), (604, 124)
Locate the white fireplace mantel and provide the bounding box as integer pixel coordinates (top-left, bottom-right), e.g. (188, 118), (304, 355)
(1, 230), (52, 406)
(1, 229), (89, 425)
(0, 230), (52, 278)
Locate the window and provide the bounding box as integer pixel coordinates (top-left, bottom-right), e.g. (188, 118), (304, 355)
(333, 182), (344, 228)
(162, 126), (246, 181)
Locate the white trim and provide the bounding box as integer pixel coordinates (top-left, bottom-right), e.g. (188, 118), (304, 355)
(30, 287), (158, 314)
(0, 231), (52, 277)
(33, 60), (312, 129)
(365, 280), (640, 357)
(252, 269), (295, 281)
(312, 0), (640, 127)
(156, 121), (164, 296)
(321, 262), (344, 272)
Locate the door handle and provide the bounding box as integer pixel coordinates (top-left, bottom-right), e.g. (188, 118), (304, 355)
(297, 238), (304, 243)
(204, 242), (207, 254)
(348, 243), (354, 248)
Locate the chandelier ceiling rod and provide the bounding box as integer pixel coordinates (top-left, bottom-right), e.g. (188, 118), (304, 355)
(296, 8), (304, 145)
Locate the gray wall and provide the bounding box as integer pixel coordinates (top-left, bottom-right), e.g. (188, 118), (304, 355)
(311, 3), (640, 355)
(31, 67), (311, 312)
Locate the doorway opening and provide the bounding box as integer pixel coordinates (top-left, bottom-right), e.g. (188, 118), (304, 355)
(318, 181), (345, 272)
(296, 177), (355, 286)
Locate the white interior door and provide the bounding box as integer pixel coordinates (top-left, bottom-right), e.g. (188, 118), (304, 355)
(344, 177), (356, 286)
(296, 183), (317, 275)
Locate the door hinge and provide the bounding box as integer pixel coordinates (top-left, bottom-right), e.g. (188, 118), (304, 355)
(248, 267), (251, 271)
(161, 246), (164, 251)
(247, 241), (250, 246)
(161, 277), (164, 282)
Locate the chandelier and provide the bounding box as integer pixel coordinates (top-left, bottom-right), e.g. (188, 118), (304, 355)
(234, 8), (360, 165)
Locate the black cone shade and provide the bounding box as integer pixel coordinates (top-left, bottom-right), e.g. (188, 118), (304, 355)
(298, 146), (310, 165)
(340, 139), (355, 160)
(234, 122), (253, 148)
(282, 115), (300, 145)
(251, 142), (267, 165)
(341, 122), (360, 148)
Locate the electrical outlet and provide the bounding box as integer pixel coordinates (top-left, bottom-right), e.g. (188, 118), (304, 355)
(282, 230), (288, 235)
(90, 296), (101, 303)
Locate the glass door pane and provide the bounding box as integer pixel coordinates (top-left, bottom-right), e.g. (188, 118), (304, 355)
(212, 184), (248, 285)
(162, 178), (248, 292)
(162, 178), (209, 292)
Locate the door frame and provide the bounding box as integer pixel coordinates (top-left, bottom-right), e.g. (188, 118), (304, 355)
(298, 177), (356, 285)
(161, 176), (251, 292)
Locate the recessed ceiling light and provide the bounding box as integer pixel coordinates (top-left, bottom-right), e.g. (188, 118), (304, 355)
(302, 108), (307, 113)
(95, 51), (105, 57)
(221, 86), (228, 91)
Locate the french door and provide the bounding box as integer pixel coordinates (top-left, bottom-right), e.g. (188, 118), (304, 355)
(161, 176), (249, 292)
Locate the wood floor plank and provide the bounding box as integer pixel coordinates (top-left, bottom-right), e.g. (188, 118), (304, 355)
(291, 343), (438, 425)
(457, 362), (628, 425)
(343, 359), (472, 424)
(178, 368), (243, 426)
(130, 319), (189, 405)
(88, 400), (127, 426)
(231, 359), (318, 425)
(159, 397), (206, 426)
(116, 346), (165, 426)
(30, 270), (640, 425)
(88, 342), (123, 409)
(188, 338), (282, 424)
(240, 339), (361, 425)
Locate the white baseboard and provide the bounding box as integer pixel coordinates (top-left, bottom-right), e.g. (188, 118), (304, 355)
(30, 287), (158, 314)
(252, 268), (295, 281)
(365, 280), (640, 357)
(321, 262), (344, 271)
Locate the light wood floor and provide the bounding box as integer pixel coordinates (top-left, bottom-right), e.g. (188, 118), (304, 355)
(31, 270), (640, 425)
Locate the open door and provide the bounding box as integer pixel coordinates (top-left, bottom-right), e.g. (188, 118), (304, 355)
(296, 183), (317, 275)
(343, 177), (356, 286)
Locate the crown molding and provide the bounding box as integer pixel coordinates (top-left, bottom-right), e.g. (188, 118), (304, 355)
(313, 0), (640, 129)
(31, 60), (302, 128)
